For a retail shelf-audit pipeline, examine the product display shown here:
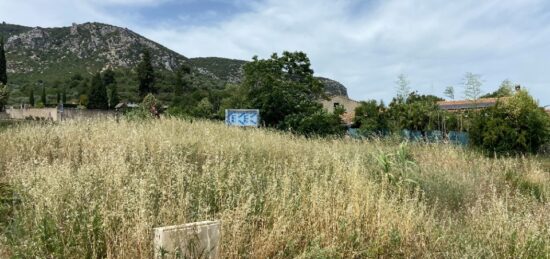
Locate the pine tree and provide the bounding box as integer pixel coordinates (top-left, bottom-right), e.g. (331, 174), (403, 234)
(88, 72), (108, 109)
(29, 88), (35, 106)
(172, 64), (192, 107)
(0, 37), (7, 85)
(136, 49), (155, 98)
(41, 85), (47, 106)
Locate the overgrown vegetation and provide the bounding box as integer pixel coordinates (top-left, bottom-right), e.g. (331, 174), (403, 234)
(470, 90), (550, 154)
(0, 118), (548, 258)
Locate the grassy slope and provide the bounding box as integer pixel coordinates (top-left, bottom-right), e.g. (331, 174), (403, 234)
(0, 119), (548, 258)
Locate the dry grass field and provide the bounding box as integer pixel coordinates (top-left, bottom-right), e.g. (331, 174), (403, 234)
(0, 118), (549, 258)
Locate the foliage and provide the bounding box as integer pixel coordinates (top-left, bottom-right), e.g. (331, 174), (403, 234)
(61, 88), (66, 105)
(481, 79), (514, 98)
(463, 72), (483, 100)
(395, 73), (411, 99)
(29, 88), (34, 107)
(470, 90), (550, 154)
(87, 73), (108, 110)
(281, 108), (345, 137)
(102, 69), (119, 108)
(387, 92), (444, 132)
(171, 63), (193, 108)
(241, 51), (344, 135)
(125, 94), (161, 120)
(0, 83), (9, 110)
(136, 49), (156, 98)
(40, 85), (46, 106)
(0, 37), (6, 85)
(354, 100), (388, 137)
(444, 86), (454, 100)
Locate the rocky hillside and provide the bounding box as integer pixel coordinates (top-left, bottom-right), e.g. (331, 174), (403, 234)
(3, 22), (186, 75)
(1, 22), (348, 103)
(190, 57), (348, 97)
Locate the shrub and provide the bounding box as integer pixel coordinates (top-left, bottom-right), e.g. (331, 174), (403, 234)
(470, 91), (550, 154)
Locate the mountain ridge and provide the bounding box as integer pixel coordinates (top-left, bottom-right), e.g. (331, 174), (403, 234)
(1, 22), (348, 104)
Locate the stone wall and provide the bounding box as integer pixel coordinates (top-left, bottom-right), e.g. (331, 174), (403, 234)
(6, 108), (116, 121)
(320, 95), (361, 124)
(6, 108), (58, 121)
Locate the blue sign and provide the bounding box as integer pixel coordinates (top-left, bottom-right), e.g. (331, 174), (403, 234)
(225, 109), (260, 127)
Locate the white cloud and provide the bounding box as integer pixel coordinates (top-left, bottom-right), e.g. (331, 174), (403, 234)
(1, 0), (550, 105)
(139, 0), (550, 104)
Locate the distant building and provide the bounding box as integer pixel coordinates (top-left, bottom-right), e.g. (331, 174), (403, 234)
(321, 95), (360, 125)
(437, 98), (506, 112)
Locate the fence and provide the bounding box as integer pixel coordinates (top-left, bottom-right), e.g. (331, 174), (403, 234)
(348, 128), (470, 146)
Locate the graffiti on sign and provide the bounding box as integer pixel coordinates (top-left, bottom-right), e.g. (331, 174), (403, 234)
(225, 109), (260, 127)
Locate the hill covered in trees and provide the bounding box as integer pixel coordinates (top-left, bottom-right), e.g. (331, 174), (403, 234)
(0, 22), (348, 105)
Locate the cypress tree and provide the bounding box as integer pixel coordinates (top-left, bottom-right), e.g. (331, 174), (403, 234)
(109, 84), (120, 109)
(41, 85), (46, 106)
(136, 49), (155, 98)
(102, 68), (116, 86)
(0, 37), (7, 85)
(102, 68), (119, 108)
(62, 88), (67, 104)
(29, 88), (35, 106)
(88, 72), (108, 109)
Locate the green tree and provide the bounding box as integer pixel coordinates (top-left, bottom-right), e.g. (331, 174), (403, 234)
(172, 63), (192, 107)
(61, 88), (66, 104)
(240, 51), (344, 136)
(102, 69), (119, 108)
(353, 100), (388, 137)
(463, 72), (482, 100)
(88, 72), (108, 109)
(0, 83), (8, 111)
(444, 86), (454, 100)
(136, 49), (155, 98)
(0, 37), (7, 85)
(481, 79), (514, 98)
(102, 68), (116, 87)
(192, 97), (214, 118)
(40, 84), (47, 106)
(387, 92), (443, 132)
(29, 88), (35, 106)
(109, 84), (120, 108)
(470, 90), (550, 154)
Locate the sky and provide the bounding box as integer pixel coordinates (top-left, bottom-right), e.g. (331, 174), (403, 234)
(1, 0), (550, 106)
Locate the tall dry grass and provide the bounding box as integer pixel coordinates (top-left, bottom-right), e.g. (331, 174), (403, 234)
(0, 118), (548, 258)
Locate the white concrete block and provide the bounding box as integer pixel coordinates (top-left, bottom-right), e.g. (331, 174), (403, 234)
(153, 220), (221, 259)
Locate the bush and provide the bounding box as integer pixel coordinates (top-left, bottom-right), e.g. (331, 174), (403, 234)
(470, 91), (550, 154)
(124, 94), (162, 121)
(281, 108), (346, 137)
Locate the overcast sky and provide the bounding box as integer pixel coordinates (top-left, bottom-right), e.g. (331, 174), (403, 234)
(1, 0), (549, 105)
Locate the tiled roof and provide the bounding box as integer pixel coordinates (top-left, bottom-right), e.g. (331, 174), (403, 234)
(437, 98), (505, 110)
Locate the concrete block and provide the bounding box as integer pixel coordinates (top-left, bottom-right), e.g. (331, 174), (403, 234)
(153, 220), (221, 259)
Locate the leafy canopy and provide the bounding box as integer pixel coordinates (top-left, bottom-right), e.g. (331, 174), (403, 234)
(241, 51), (344, 136)
(470, 90), (550, 154)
